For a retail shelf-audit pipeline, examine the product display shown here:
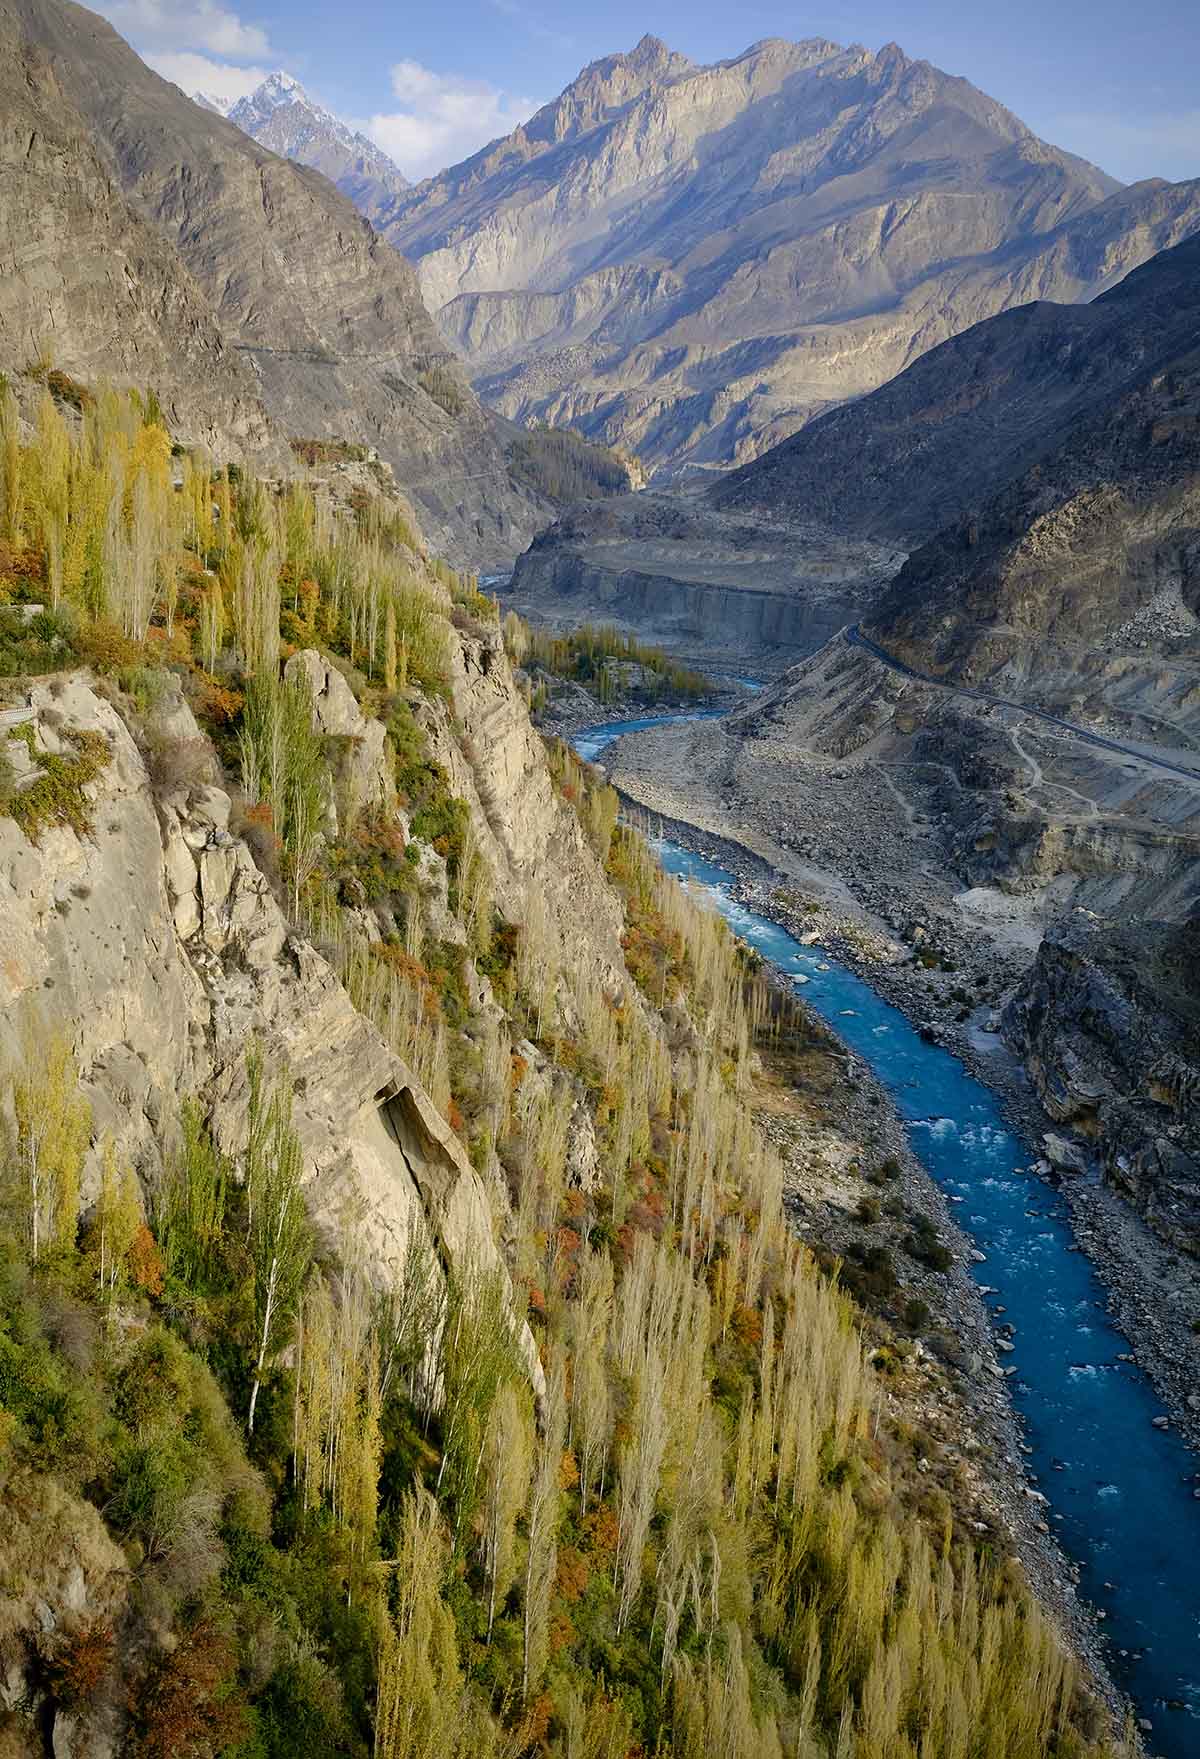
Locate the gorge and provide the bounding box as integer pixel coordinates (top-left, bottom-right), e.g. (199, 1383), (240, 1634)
(1, 1), (1198, 1756)
(575, 711), (1200, 1754)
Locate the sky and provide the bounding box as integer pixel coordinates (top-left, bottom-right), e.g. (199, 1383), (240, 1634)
(94, 0), (1200, 184)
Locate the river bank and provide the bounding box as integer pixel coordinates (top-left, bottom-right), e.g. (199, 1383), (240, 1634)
(641, 827), (1200, 1754)
(586, 713), (1200, 1473)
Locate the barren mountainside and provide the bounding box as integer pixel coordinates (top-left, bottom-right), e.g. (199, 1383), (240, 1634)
(0, 6), (276, 461)
(382, 33), (1200, 476)
(714, 227), (1200, 545)
(0, 0), (556, 565)
(865, 243), (1200, 684)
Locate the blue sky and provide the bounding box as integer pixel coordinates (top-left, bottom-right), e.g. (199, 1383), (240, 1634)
(96, 0), (1200, 183)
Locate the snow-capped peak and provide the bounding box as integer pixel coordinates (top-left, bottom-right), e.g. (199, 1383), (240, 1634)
(207, 69), (410, 205)
(255, 70), (306, 110)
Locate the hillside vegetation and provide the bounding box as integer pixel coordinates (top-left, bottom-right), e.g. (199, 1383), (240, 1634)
(0, 377), (1130, 1759)
(503, 615), (710, 707)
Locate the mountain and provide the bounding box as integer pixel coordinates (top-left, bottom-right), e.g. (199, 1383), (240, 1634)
(511, 229), (1200, 701)
(218, 71), (411, 217)
(864, 233), (1200, 686)
(0, 0), (555, 565)
(0, 0), (275, 460)
(714, 221), (1200, 548)
(380, 34), (1200, 479)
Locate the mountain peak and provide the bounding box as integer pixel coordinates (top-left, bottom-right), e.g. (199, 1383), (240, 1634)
(628, 33), (674, 65)
(377, 29), (1186, 480)
(218, 72), (409, 209)
(254, 70), (306, 109)
(227, 71), (313, 131)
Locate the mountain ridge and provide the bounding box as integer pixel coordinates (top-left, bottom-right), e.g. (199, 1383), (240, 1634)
(380, 33), (1200, 477)
(0, 0), (560, 565)
(713, 222), (1200, 546)
(212, 70), (411, 217)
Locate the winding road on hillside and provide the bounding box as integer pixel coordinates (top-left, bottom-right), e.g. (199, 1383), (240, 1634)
(846, 624), (1200, 785)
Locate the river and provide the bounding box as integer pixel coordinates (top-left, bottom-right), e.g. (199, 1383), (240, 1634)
(574, 712), (1200, 1756)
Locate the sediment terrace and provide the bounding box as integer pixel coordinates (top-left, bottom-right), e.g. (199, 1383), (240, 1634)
(507, 489), (904, 670)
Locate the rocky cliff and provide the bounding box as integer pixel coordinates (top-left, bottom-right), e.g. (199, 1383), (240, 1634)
(1004, 913), (1200, 1252)
(382, 33), (1200, 476)
(0, 8), (275, 462)
(0, 672), (522, 1347)
(0, 0), (556, 566)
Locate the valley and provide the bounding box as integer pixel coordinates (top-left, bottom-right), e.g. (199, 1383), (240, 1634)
(1, 1), (1198, 1754)
(568, 751), (1200, 1743)
(502, 227), (1200, 1750)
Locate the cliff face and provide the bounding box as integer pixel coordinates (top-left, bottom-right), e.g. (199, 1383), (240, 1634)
(0, 0), (556, 566)
(428, 622), (626, 964)
(1004, 915), (1200, 1252)
(0, 674), (519, 1329)
(382, 32), (1199, 476)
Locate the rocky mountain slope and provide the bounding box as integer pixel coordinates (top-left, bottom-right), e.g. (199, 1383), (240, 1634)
(1005, 910), (1200, 1253)
(1, 378), (1126, 1758)
(864, 253), (1200, 690)
(216, 72), (410, 219)
(0, 3), (275, 461)
(382, 33), (1200, 476)
(714, 226), (1200, 547)
(0, 0), (556, 566)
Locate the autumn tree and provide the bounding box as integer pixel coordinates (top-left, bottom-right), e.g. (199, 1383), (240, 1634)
(244, 1047), (311, 1434)
(9, 1025), (89, 1262)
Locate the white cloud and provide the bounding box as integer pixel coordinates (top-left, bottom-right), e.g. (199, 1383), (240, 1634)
(1042, 109), (1200, 184)
(367, 61), (541, 182)
(94, 0), (271, 60)
(144, 49), (271, 107)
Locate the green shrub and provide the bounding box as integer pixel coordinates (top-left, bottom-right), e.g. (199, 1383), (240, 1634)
(1, 721), (110, 842)
(904, 1213), (953, 1272)
(507, 425), (634, 502)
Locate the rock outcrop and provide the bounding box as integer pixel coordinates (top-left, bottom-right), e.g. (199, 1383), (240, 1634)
(382, 33), (1200, 476)
(425, 618), (627, 972)
(0, 673), (530, 1372)
(1004, 913), (1200, 1252)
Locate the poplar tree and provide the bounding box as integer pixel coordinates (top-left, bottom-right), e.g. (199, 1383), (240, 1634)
(569, 1248), (613, 1514)
(11, 1027), (89, 1263)
(0, 379), (24, 546)
(94, 1135), (141, 1301)
(522, 1340), (565, 1702)
(156, 1099), (227, 1287)
(375, 1487), (462, 1759)
(244, 1048), (312, 1434)
(480, 1380), (533, 1641)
